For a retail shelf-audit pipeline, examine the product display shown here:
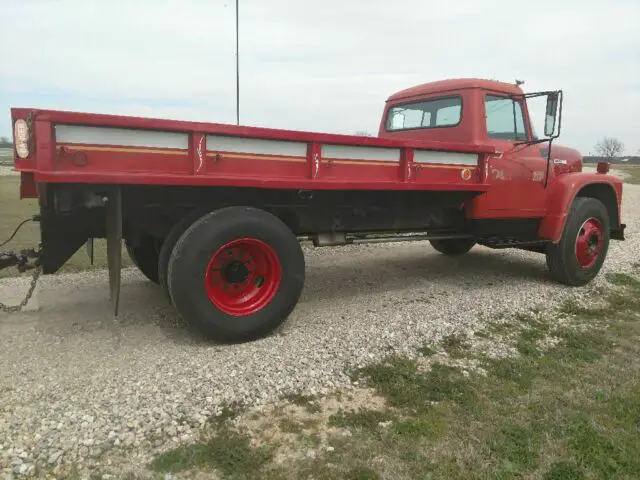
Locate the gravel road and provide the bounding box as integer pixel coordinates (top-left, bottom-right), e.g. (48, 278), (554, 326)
(1, 183), (638, 477)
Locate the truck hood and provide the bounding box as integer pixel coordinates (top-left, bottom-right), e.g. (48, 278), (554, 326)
(540, 143), (583, 175)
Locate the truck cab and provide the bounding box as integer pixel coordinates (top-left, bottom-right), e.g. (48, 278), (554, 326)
(378, 78), (624, 243)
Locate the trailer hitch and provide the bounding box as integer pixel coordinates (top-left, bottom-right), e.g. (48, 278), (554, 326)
(0, 215), (41, 272)
(0, 248), (40, 273)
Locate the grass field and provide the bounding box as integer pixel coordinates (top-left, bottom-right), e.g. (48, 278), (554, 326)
(0, 175), (132, 279)
(612, 164), (640, 185)
(147, 273), (640, 479)
(0, 148), (13, 166)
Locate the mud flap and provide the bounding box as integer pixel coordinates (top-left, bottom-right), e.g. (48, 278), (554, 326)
(106, 187), (122, 316)
(86, 238), (94, 265)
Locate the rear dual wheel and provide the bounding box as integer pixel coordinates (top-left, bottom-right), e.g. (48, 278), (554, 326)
(158, 209), (212, 301)
(167, 207), (305, 343)
(126, 235), (161, 284)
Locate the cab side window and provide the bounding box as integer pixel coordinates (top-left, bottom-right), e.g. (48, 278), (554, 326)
(387, 96), (462, 131)
(484, 95), (527, 141)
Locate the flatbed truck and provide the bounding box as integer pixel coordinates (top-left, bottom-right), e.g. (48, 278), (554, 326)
(5, 78), (625, 342)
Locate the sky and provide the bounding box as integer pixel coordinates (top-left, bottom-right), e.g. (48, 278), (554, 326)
(1, 0), (639, 155)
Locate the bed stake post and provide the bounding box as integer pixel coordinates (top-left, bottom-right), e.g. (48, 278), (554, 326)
(106, 187), (122, 316)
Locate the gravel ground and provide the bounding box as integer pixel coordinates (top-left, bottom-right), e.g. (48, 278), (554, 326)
(0, 183), (638, 477)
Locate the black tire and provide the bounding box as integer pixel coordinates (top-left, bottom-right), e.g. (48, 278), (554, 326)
(158, 209), (212, 301)
(167, 206), (306, 343)
(125, 235), (161, 284)
(546, 196), (610, 286)
(430, 238), (476, 256)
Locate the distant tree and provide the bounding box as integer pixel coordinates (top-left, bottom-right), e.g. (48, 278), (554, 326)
(0, 136), (12, 147)
(594, 137), (624, 161)
(354, 130), (373, 137)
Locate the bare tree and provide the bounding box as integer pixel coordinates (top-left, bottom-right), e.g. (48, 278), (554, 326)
(594, 137), (624, 161)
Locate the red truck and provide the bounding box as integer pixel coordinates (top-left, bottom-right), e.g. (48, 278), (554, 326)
(7, 78), (625, 342)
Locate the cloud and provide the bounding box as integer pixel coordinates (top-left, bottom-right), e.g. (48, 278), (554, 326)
(1, 0), (638, 153)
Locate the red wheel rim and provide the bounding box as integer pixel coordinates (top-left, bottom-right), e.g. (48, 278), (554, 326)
(204, 238), (282, 316)
(575, 218), (604, 269)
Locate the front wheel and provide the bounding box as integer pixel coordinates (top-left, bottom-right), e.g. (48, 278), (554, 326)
(429, 238), (476, 256)
(167, 207), (305, 343)
(546, 197), (610, 286)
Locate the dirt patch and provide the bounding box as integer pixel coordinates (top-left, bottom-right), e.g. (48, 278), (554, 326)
(235, 388), (386, 464)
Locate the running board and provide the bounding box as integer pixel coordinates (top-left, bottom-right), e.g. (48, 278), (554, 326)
(298, 232), (473, 247)
(478, 238), (550, 249)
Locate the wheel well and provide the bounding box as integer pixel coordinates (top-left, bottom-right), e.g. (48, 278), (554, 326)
(575, 183), (619, 229)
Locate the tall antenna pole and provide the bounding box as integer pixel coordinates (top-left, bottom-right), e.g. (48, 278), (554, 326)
(235, 0), (240, 125)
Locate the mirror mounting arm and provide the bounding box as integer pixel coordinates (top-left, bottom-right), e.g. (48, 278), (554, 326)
(516, 90), (563, 188)
(542, 90), (563, 188)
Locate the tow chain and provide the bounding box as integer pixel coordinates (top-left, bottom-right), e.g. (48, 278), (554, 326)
(0, 263), (42, 313)
(0, 216), (42, 314)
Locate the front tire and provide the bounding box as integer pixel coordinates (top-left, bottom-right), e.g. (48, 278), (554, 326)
(167, 207), (305, 343)
(546, 197), (610, 286)
(125, 235), (161, 284)
(430, 238), (476, 256)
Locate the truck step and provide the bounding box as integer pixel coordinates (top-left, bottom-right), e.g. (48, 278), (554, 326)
(478, 237), (550, 250)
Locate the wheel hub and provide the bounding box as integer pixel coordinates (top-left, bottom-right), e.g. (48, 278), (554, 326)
(222, 258), (250, 284)
(204, 238), (282, 316)
(575, 218), (603, 269)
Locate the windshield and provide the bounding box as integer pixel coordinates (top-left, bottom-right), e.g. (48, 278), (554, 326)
(484, 95), (527, 141)
(386, 96), (462, 131)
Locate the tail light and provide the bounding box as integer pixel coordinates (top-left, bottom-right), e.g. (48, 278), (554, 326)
(597, 162), (610, 174)
(14, 118), (31, 159)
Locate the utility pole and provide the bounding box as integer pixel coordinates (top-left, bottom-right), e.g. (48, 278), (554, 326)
(236, 0), (240, 125)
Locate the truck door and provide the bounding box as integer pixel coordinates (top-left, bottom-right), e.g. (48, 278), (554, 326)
(479, 93), (548, 217)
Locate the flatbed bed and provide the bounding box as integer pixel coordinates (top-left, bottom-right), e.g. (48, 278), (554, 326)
(12, 107), (496, 192)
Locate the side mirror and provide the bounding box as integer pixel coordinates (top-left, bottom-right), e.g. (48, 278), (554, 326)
(544, 93), (559, 137)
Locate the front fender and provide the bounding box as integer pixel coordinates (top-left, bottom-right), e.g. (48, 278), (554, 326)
(538, 172), (623, 242)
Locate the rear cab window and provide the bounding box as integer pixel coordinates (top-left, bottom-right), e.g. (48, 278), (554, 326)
(484, 94), (527, 141)
(386, 96), (462, 131)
